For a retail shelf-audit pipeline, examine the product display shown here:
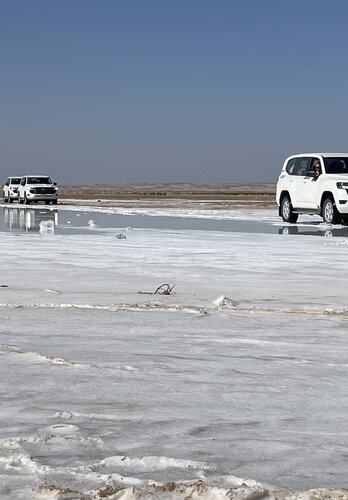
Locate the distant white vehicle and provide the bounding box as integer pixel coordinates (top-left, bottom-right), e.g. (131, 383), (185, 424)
(3, 176), (22, 203)
(17, 175), (58, 205)
(276, 153), (348, 224)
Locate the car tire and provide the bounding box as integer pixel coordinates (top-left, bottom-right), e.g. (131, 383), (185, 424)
(24, 194), (30, 205)
(9, 196), (13, 203)
(281, 196), (298, 223)
(322, 197), (340, 224)
(52, 199), (58, 205)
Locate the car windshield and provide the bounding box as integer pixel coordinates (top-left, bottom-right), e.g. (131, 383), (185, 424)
(11, 178), (21, 184)
(27, 177), (52, 184)
(324, 157), (348, 174)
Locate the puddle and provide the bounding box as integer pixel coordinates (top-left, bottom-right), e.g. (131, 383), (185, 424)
(0, 206), (275, 235)
(2, 205), (348, 237)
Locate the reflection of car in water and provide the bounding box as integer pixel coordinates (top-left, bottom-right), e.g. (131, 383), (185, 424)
(4, 207), (58, 233)
(278, 224), (348, 238)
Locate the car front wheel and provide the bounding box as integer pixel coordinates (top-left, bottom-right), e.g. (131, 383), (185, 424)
(281, 196), (298, 223)
(322, 197), (340, 224)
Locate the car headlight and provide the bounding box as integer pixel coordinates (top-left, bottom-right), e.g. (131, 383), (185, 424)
(336, 182), (348, 189)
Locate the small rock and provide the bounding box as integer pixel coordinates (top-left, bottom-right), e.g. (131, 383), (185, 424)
(212, 295), (238, 308)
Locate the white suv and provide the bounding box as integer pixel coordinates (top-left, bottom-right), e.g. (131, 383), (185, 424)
(18, 175), (58, 205)
(276, 153), (348, 224)
(3, 176), (22, 203)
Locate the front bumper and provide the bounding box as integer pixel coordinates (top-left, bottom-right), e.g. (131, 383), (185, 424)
(27, 194), (58, 200)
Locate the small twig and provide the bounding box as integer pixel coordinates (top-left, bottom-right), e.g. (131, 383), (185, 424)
(138, 283), (176, 295)
(154, 283), (176, 295)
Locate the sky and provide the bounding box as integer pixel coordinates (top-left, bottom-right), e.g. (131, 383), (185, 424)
(1, 0), (348, 185)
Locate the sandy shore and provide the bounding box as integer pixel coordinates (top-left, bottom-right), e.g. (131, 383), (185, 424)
(58, 183), (277, 210)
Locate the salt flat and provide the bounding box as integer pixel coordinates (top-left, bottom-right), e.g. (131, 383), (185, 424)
(0, 206), (347, 499)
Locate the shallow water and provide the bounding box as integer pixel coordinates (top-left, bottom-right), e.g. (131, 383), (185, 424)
(0, 205), (274, 235)
(2, 205), (348, 237)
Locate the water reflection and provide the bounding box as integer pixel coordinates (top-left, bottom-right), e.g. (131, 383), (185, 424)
(3, 205), (348, 238)
(1, 206), (277, 235)
(278, 224), (348, 238)
(4, 207), (58, 233)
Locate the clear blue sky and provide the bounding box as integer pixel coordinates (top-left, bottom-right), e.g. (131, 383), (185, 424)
(1, 0), (348, 184)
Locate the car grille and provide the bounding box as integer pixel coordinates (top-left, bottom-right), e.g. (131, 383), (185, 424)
(32, 187), (56, 194)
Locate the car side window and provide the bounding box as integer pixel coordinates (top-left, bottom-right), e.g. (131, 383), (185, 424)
(285, 158), (297, 174)
(306, 158), (321, 175)
(293, 157), (311, 176)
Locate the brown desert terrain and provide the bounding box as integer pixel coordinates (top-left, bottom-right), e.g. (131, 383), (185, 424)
(57, 182), (277, 210)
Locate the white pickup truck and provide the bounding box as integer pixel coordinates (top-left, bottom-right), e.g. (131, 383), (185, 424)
(17, 175), (59, 205)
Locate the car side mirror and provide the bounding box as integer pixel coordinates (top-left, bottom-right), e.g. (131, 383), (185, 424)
(5, 182), (9, 186)
(53, 182), (57, 186)
(306, 171), (316, 178)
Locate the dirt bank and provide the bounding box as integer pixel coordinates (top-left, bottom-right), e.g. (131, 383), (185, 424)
(58, 183), (277, 209)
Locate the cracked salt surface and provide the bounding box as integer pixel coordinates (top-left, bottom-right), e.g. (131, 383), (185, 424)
(0, 206), (347, 498)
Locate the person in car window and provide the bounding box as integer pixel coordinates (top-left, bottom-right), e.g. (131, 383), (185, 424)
(313, 160), (322, 177)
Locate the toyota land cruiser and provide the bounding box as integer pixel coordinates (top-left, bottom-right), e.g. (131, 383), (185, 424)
(18, 175), (58, 205)
(276, 153), (348, 224)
